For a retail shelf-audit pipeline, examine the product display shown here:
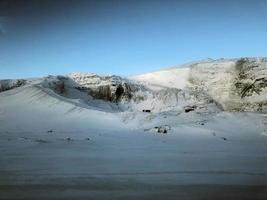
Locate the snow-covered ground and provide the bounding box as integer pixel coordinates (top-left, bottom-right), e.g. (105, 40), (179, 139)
(131, 67), (190, 90)
(1, 58), (267, 199)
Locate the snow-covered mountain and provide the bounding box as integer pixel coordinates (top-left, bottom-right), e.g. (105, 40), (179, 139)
(1, 57), (267, 116)
(132, 57), (267, 112)
(1, 58), (267, 199)
(0, 57), (266, 133)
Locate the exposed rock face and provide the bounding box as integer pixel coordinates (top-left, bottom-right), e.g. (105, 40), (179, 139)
(188, 58), (267, 112)
(0, 79), (26, 92)
(234, 58), (267, 98)
(69, 73), (146, 103)
(41, 75), (67, 95)
(233, 58), (267, 111)
(88, 82), (139, 102)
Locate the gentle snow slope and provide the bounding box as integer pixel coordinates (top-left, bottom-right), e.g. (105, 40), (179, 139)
(0, 79), (127, 132)
(131, 68), (190, 90)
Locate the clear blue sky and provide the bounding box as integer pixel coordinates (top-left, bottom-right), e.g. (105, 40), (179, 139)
(0, 0), (267, 78)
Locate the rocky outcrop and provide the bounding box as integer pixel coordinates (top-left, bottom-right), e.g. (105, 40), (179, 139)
(86, 82), (140, 103)
(0, 79), (27, 92)
(68, 73), (146, 103)
(234, 58), (267, 98)
(188, 58), (267, 112)
(232, 58), (267, 111)
(41, 75), (67, 95)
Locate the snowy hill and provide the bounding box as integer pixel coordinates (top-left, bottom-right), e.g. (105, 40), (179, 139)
(1, 57), (267, 117)
(131, 67), (190, 90)
(1, 58), (267, 199)
(132, 57), (267, 112)
(0, 57), (266, 133)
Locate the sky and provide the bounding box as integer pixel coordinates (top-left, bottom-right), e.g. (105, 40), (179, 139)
(0, 0), (267, 78)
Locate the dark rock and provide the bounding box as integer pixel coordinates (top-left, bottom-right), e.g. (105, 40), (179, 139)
(0, 79), (27, 92)
(221, 137), (227, 141)
(155, 125), (170, 134)
(184, 105), (196, 113)
(143, 109), (151, 113)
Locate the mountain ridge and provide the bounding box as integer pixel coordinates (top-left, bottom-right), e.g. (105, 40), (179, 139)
(1, 57), (267, 113)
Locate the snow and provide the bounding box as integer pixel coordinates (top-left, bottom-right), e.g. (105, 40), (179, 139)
(0, 78), (128, 134)
(1, 58), (267, 199)
(131, 67), (190, 90)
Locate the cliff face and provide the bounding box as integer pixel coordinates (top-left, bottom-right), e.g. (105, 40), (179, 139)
(188, 58), (267, 111)
(68, 73), (146, 103)
(86, 82), (141, 103)
(233, 58), (267, 111)
(0, 79), (27, 92)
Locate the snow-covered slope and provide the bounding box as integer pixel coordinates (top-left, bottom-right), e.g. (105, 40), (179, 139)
(0, 78), (128, 132)
(0, 79), (27, 92)
(1, 58), (267, 199)
(0, 57), (267, 130)
(131, 68), (190, 90)
(1, 57), (267, 118)
(187, 58), (267, 111)
(132, 57), (267, 112)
